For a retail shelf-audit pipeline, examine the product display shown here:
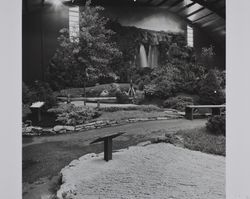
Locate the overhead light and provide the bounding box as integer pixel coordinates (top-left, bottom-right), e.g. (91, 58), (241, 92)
(53, 0), (62, 7)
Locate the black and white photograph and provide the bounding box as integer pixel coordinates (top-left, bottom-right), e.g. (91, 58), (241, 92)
(1, 0), (250, 199)
(21, 0), (227, 198)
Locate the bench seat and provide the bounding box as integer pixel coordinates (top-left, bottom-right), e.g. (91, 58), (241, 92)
(185, 105), (225, 120)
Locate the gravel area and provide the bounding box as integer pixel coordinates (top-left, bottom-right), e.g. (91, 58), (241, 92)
(57, 143), (225, 199)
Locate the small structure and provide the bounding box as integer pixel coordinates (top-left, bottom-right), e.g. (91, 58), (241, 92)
(185, 105), (225, 120)
(30, 101), (45, 122)
(90, 132), (125, 161)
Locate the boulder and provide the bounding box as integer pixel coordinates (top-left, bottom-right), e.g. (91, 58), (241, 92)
(100, 90), (109, 97)
(64, 126), (75, 131)
(53, 125), (65, 132)
(31, 126), (43, 134)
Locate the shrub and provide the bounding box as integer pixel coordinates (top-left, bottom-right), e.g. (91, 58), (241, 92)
(22, 103), (31, 118)
(116, 90), (130, 104)
(138, 81), (144, 91)
(206, 115), (225, 136)
(22, 82), (32, 104)
(22, 81), (57, 110)
(99, 104), (161, 112)
(163, 96), (194, 111)
(199, 70), (225, 105)
(133, 90), (145, 105)
(48, 104), (101, 125)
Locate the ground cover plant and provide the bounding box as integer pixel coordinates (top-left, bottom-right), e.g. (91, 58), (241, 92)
(206, 115), (225, 136)
(175, 127), (225, 156)
(98, 104), (161, 112)
(163, 96), (194, 111)
(48, 104), (101, 125)
(59, 83), (131, 97)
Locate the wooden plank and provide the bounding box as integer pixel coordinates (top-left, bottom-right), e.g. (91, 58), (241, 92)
(186, 105), (225, 108)
(90, 132), (126, 144)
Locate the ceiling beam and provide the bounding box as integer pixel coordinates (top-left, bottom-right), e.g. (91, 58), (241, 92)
(192, 12), (214, 23)
(189, 0), (225, 19)
(176, 2), (196, 13)
(169, 0), (184, 8)
(186, 7), (205, 18)
(156, 0), (169, 6)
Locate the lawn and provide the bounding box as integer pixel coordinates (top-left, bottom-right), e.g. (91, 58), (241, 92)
(175, 127), (225, 156)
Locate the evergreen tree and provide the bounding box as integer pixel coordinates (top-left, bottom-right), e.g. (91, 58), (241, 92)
(47, 0), (121, 92)
(199, 69), (225, 105)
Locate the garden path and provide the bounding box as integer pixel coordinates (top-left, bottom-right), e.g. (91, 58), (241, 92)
(57, 143), (225, 199)
(23, 119), (206, 199)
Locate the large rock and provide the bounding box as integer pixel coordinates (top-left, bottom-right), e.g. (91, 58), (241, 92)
(64, 126), (75, 131)
(53, 125), (65, 132)
(100, 90), (109, 97)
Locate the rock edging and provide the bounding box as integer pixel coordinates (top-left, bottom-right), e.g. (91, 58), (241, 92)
(22, 114), (183, 137)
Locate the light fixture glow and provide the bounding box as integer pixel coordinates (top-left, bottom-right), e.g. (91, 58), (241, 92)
(52, 0), (62, 7)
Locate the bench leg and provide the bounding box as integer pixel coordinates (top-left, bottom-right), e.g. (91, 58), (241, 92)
(185, 107), (193, 120)
(104, 137), (113, 161)
(212, 108), (221, 116)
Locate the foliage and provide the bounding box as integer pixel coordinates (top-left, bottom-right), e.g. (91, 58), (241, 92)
(198, 70), (225, 105)
(144, 65), (177, 99)
(200, 45), (216, 69)
(46, 1), (121, 90)
(59, 83), (130, 97)
(22, 81), (57, 110)
(174, 63), (206, 94)
(176, 127), (225, 156)
(163, 96), (194, 111)
(214, 69), (226, 89)
(22, 103), (31, 118)
(138, 81), (144, 91)
(22, 82), (32, 104)
(99, 104), (161, 112)
(206, 115), (225, 136)
(48, 104), (101, 125)
(116, 90), (130, 104)
(133, 90), (145, 105)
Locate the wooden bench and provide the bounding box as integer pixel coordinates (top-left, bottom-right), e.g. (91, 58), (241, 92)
(90, 132), (125, 161)
(185, 105), (225, 120)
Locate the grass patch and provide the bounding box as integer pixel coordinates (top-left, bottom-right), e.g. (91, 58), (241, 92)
(99, 105), (161, 112)
(176, 127), (225, 156)
(96, 110), (170, 121)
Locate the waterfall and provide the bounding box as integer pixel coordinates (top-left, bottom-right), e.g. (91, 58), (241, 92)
(148, 45), (159, 68)
(139, 44), (148, 68)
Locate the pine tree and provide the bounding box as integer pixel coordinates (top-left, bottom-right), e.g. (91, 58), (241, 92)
(199, 69), (225, 105)
(47, 0), (121, 93)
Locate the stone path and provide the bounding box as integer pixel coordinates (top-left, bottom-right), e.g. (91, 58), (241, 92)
(57, 143), (225, 199)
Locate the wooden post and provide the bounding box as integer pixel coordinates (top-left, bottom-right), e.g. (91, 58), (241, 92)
(97, 100), (100, 109)
(185, 107), (193, 120)
(90, 132), (125, 162)
(104, 137), (113, 161)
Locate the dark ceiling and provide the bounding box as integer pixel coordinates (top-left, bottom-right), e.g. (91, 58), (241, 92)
(23, 0), (225, 41)
(70, 0), (225, 39)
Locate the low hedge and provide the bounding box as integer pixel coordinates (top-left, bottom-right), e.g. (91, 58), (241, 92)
(59, 83), (131, 98)
(163, 96), (194, 111)
(99, 105), (161, 112)
(48, 104), (101, 125)
(206, 115), (225, 136)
